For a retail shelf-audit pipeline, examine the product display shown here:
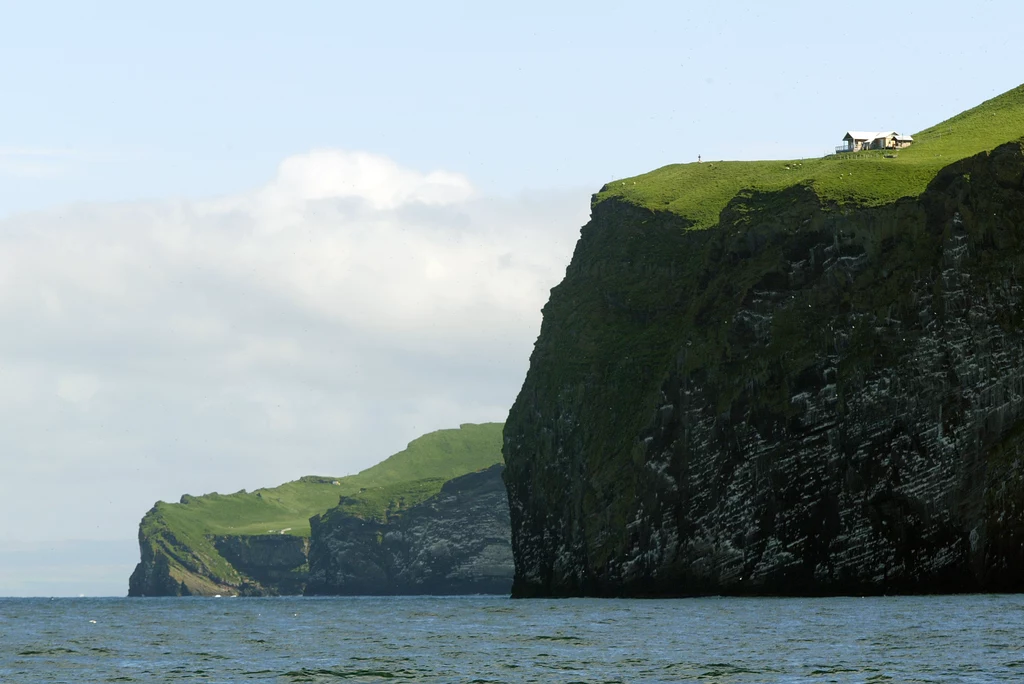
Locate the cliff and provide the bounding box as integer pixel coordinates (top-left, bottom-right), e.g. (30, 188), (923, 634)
(305, 464), (513, 595)
(128, 422), (503, 596)
(128, 529), (308, 597)
(503, 85), (1024, 597)
(128, 479), (339, 597)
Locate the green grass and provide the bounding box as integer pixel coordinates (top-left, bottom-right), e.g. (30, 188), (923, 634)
(343, 421), (507, 489)
(321, 477), (450, 523)
(140, 422), (504, 586)
(597, 83), (1024, 229)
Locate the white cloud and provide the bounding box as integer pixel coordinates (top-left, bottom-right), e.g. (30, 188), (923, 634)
(0, 150), (589, 560)
(207, 150), (476, 231)
(267, 150), (475, 208)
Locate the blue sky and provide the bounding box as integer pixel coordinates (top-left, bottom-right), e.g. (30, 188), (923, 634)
(3, 0), (1021, 216)
(0, 1), (1022, 596)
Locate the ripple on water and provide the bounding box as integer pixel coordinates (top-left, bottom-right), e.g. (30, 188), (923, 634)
(16, 647), (78, 656)
(1, 595), (1023, 682)
(284, 666), (424, 681)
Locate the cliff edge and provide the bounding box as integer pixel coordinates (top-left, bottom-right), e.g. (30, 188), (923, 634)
(503, 86), (1024, 597)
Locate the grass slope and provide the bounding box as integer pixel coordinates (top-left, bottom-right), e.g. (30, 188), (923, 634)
(598, 83), (1024, 228)
(140, 422), (504, 587)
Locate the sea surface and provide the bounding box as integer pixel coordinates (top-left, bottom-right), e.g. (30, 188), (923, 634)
(1, 594), (1023, 682)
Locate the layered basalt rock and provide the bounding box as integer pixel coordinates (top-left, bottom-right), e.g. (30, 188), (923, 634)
(306, 464), (513, 595)
(503, 141), (1024, 597)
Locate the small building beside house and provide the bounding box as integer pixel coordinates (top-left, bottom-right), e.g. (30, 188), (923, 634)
(892, 134), (914, 148)
(836, 131), (913, 154)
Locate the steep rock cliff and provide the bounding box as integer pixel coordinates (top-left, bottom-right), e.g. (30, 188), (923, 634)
(212, 535), (310, 595)
(128, 423), (504, 596)
(306, 464), (513, 595)
(504, 140), (1024, 597)
(128, 513), (310, 597)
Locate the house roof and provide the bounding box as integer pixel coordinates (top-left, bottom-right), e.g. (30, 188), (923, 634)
(894, 134), (914, 141)
(844, 131), (883, 141)
(843, 131), (906, 143)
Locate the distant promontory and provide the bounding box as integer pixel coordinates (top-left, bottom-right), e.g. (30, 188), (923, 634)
(128, 423), (512, 596)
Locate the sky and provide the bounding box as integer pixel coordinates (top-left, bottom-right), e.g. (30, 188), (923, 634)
(1, 0), (1022, 596)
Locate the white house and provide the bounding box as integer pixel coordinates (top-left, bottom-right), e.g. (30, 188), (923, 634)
(836, 131), (913, 154)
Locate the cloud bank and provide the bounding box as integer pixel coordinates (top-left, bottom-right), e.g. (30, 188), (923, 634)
(0, 150), (589, 560)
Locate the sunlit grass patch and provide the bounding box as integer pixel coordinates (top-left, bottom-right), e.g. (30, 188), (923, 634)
(597, 84), (1024, 229)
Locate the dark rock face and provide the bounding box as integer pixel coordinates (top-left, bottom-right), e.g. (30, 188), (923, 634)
(305, 464), (513, 595)
(212, 535), (309, 596)
(128, 531), (308, 597)
(503, 142), (1024, 597)
(128, 540), (188, 596)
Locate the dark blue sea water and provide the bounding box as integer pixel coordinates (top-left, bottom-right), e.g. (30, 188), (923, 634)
(2, 595), (1023, 682)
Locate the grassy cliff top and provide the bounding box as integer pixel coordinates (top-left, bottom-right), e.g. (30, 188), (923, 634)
(147, 422), (504, 538)
(597, 83), (1024, 229)
(140, 422), (504, 584)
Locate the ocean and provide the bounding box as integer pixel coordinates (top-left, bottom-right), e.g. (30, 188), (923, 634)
(1, 594), (1022, 682)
